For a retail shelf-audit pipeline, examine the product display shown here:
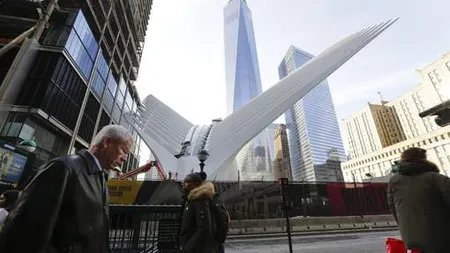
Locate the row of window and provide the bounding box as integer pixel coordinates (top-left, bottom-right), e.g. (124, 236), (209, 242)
(428, 69), (441, 85)
(344, 132), (450, 169)
(66, 10), (139, 121)
(347, 141), (450, 181)
(73, 11), (98, 59)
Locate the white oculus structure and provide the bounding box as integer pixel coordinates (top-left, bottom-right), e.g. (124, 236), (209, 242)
(128, 19), (398, 181)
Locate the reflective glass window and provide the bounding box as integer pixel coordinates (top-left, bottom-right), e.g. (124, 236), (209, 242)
(97, 53), (109, 81)
(106, 72), (118, 94)
(103, 90), (114, 112)
(64, 10), (100, 80)
(125, 90), (132, 109)
(112, 105), (121, 122)
(65, 29), (93, 80)
(92, 71), (106, 98)
(115, 91), (124, 110)
(123, 103), (131, 114)
(119, 77), (126, 94)
(73, 11), (98, 58)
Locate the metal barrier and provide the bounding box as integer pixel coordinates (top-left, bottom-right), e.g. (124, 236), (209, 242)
(216, 181), (390, 219)
(109, 205), (182, 253)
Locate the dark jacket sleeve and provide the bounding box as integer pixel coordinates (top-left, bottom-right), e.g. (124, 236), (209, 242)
(387, 182), (398, 223)
(432, 173), (450, 207)
(0, 160), (70, 253)
(184, 200), (213, 253)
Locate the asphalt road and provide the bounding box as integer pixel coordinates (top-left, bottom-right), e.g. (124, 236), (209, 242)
(224, 230), (400, 253)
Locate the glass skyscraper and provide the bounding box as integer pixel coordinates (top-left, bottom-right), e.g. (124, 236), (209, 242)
(224, 0), (262, 115)
(278, 46), (346, 182)
(224, 0), (273, 178)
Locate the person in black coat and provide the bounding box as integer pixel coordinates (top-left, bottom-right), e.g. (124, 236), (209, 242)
(0, 125), (133, 253)
(179, 172), (218, 253)
(388, 147), (450, 253)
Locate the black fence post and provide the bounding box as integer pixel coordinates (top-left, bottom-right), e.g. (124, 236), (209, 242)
(131, 211), (142, 251)
(279, 178), (293, 253)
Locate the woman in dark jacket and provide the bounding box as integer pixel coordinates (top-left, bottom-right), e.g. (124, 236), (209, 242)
(179, 172), (217, 253)
(388, 147), (450, 253)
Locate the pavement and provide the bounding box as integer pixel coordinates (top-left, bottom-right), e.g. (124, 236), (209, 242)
(224, 230), (400, 253)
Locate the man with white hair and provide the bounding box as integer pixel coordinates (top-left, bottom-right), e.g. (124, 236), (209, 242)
(0, 125), (133, 253)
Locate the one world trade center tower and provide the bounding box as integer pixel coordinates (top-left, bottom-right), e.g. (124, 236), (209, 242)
(224, 0), (273, 179)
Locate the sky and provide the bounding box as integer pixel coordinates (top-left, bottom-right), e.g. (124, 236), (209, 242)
(134, 0), (450, 153)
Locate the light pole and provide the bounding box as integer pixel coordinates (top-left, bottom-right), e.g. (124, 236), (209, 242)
(300, 177), (308, 217)
(278, 177), (293, 253)
(197, 149), (209, 172)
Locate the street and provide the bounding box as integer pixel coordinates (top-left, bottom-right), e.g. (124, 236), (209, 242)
(225, 230), (400, 253)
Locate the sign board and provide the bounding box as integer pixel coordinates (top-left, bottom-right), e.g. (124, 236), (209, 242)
(107, 180), (142, 205)
(0, 143), (28, 183)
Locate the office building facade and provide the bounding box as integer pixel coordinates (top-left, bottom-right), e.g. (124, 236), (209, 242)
(342, 51), (450, 181)
(272, 124), (292, 180)
(278, 46), (346, 182)
(344, 103), (406, 159)
(0, 0), (153, 172)
(342, 127), (450, 181)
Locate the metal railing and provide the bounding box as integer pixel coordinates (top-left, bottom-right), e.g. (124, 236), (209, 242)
(109, 205), (182, 253)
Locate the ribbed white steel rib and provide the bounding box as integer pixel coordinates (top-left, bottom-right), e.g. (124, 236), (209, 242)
(133, 19), (398, 179)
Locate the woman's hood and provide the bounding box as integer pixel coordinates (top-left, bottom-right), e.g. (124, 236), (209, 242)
(397, 160), (439, 176)
(187, 182), (215, 201)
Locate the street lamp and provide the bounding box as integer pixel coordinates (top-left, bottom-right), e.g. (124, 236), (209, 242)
(197, 149), (209, 172)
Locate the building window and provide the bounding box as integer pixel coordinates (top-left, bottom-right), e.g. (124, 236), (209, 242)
(18, 52), (87, 130)
(97, 110), (111, 131)
(64, 14), (98, 81)
(428, 73), (437, 84)
(434, 70), (442, 82)
(92, 71), (106, 98)
(103, 90), (114, 112)
(428, 69), (442, 85)
(79, 94), (100, 143)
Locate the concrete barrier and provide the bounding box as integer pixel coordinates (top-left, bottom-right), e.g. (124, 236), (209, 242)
(228, 215), (397, 235)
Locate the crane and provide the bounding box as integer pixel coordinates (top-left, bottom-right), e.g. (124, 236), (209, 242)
(116, 160), (166, 180)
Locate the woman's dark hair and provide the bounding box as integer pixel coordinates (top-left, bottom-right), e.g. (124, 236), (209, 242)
(2, 189), (20, 212)
(401, 147), (427, 162)
(184, 171), (208, 184)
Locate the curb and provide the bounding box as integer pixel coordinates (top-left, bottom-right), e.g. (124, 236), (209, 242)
(226, 227), (399, 240)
